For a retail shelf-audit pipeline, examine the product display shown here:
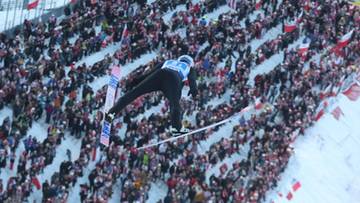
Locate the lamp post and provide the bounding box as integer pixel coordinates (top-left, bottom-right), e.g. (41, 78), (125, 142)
(11, 0), (19, 28)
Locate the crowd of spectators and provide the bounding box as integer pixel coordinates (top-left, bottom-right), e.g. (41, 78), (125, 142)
(0, 0), (358, 202)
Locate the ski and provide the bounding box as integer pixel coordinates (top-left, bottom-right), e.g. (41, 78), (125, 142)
(100, 66), (121, 147)
(137, 117), (232, 150)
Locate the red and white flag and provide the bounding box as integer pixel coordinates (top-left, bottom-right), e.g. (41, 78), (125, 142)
(255, 98), (264, 110)
(121, 24), (129, 40)
(255, 0), (262, 10)
(284, 21), (297, 32)
(337, 30), (354, 48)
(227, 0), (237, 10)
(343, 83), (360, 101)
(298, 40), (311, 55)
(31, 176), (41, 190)
(286, 192), (293, 200)
(304, 0), (311, 11)
(27, 0), (40, 10)
(296, 10), (304, 23)
(331, 106), (344, 120)
(292, 180), (302, 192)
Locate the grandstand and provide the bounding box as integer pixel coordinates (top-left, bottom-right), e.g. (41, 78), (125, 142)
(0, 0), (359, 202)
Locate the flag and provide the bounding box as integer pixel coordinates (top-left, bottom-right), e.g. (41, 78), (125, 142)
(315, 109), (325, 121)
(298, 39), (311, 55)
(92, 146), (97, 161)
(292, 181), (302, 192)
(286, 192), (293, 200)
(337, 30), (354, 48)
(227, 0), (237, 10)
(27, 0), (40, 10)
(314, 100), (328, 121)
(304, 0), (311, 11)
(284, 21), (297, 32)
(343, 83), (360, 101)
(331, 106), (344, 120)
(296, 10), (304, 23)
(255, 0), (262, 10)
(121, 24), (129, 40)
(255, 98), (263, 110)
(31, 176), (41, 190)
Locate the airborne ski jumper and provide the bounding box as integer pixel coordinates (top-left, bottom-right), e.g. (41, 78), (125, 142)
(107, 55), (198, 134)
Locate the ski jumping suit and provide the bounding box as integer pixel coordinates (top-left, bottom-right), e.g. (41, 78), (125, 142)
(108, 59), (197, 131)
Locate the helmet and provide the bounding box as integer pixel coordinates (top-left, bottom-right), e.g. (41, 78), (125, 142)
(178, 55), (194, 68)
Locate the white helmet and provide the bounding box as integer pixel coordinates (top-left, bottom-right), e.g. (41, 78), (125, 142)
(178, 55), (194, 68)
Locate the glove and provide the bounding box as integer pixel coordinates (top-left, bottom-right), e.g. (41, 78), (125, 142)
(188, 88), (198, 98)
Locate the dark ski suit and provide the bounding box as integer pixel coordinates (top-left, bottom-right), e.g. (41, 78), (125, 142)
(108, 62), (197, 131)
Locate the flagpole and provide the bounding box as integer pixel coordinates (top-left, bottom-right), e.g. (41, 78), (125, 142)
(20, 0), (25, 26)
(41, 0), (46, 17)
(49, 0), (53, 9)
(35, 0), (40, 20)
(11, 0), (19, 28)
(4, 0), (10, 30)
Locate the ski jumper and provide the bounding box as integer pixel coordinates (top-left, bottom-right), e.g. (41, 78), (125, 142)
(108, 59), (197, 131)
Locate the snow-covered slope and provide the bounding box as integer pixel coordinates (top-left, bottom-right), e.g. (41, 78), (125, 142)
(266, 94), (360, 203)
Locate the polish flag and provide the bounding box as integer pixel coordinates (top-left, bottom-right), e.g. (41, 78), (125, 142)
(92, 146), (97, 161)
(292, 180), (302, 192)
(255, 0), (262, 10)
(121, 24), (129, 40)
(298, 40), (311, 55)
(286, 192), (293, 200)
(27, 0), (40, 10)
(296, 10), (304, 23)
(304, 0), (311, 11)
(31, 176), (41, 190)
(337, 30), (354, 49)
(284, 21), (297, 33)
(331, 106), (344, 120)
(343, 83), (360, 101)
(254, 98), (264, 110)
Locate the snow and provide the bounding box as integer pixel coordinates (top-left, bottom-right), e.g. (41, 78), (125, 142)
(147, 181), (168, 203)
(29, 131), (83, 202)
(0, 107), (12, 124)
(266, 94), (360, 203)
(0, 0), (70, 31)
(248, 36), (305, 86)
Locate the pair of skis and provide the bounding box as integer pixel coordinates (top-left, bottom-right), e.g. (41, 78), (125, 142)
(100, 66), (121, 146)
